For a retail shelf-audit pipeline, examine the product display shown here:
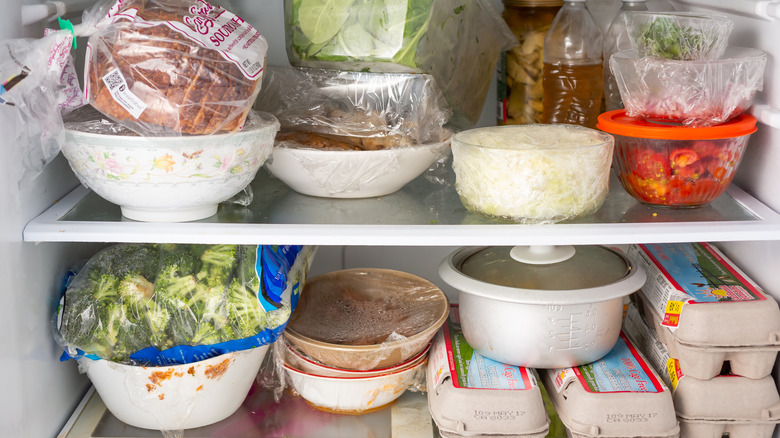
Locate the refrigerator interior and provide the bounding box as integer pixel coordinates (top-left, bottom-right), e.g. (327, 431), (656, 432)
(1, 0), (780, 436)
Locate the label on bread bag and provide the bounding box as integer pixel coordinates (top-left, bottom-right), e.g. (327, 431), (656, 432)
(102, 0), (267, 80)
(101, 68), (147, 118)
(430, 305), (537, 391)
(553, 333), (664, 394)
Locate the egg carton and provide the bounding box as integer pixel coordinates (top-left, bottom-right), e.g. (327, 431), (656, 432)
(623, 305), (780, 438)
(637, 295), (779, 379)
(626, 243), (780, 379)
(426, 305), (549, 438)
(539, 332), (679, 438)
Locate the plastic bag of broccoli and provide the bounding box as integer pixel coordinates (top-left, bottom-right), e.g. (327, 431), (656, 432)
(56, 243), (316, 366)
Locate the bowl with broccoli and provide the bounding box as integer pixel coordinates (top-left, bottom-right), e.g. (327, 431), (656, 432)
(57, 243), (314, 430)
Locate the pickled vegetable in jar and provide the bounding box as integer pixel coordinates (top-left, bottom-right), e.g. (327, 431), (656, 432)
(498, 0), (563, 125)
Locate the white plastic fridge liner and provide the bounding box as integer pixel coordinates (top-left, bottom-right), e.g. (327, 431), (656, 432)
(426, 305), (549, 438)
(623, 304), (780, 438)
(626, 242), (780, 379)
(540, 332), (678, 438)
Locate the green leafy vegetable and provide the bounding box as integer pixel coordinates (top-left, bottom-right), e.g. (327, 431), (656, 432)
(638, 17), (714, 60)
(287, 0), (434, 69)
(59, 244), (288, 363)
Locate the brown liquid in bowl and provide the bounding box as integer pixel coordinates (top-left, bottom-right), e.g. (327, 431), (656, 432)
(288, 269), (446, 346)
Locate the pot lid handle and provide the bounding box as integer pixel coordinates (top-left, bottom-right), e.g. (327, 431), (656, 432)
(510, 245), (576, 265)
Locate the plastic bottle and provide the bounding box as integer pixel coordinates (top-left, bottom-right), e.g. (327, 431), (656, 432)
(542, 0), (603, 129)
(498, 0), (563, 125)
(603, 0), (649, 111)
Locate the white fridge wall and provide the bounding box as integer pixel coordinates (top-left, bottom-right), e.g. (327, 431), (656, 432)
(0, 2), (102, 436)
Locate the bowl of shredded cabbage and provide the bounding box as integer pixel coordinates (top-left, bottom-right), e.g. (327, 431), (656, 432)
(450, 124), (614, 224)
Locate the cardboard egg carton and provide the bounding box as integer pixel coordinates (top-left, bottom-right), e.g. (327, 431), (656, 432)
(426, 305), (549, 438)
(627, 242), (780, 379)
(623, 304), (780, 438)
(539, 332), (679, 438)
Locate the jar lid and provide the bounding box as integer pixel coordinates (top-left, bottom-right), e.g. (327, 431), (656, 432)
(439, 245), (647, 305)
(597, 110), (757, 140)
(503, 0), (563, 6)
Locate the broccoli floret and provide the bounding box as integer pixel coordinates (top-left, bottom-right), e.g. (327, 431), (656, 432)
(197, 245), (238, 287)
(226, 278), (264, 338)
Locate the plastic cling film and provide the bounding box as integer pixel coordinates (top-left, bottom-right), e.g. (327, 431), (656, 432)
(285, 268), (448, 371)
(451, 124), (613, 224)
(283, 0), (517, 130)
(611, 47), (766, 127)
(623, 11), (733, 61)
(0, 30), (81, 178)
(84, 0), (269, 136)
(255, 66), (452, 147)
(56, 244), (315, 366)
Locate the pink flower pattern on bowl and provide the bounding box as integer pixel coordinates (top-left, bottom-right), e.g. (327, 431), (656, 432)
(62, 112), (280, 222)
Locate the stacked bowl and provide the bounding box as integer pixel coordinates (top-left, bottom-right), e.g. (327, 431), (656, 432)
(279, 268), (449, 414)
(599, 11), (766, 208)
(257, 0), (518, 199)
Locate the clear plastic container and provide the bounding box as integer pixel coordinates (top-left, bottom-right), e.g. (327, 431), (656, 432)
(498, 0), (562, 125)
(603, 0), (649, 112)
(542, 0), (604, 129)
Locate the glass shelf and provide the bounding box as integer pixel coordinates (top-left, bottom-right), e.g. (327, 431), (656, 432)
(25, 167), (780, 246)
(58, 386), (438, 438)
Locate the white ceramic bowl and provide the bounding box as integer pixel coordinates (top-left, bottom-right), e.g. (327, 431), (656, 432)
(77, 345), (269, 430)
(61, 111), (280, 222)
(283, 354), (426, 414)
(265, 139), (451, 198)
(282, 337), (431, 378)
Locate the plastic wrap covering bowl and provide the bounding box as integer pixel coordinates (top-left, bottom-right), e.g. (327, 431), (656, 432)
(610, 47), (767, 127)
(254, 66), (452, 146)
(598, 110), (756, 208)
(282, 350), (427, 414)
(282, 0), (516, 129)
(78, 345), (269, 431)
(62, 107), (280, 222)
(265, 135), (451, 198)
(282, 337), (431, 378)
(451, 124), (613, 224)
(623, 11), (733, 61)
(284, 268), (449, 371)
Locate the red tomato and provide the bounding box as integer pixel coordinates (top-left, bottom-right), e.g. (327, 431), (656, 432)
(632, 151), (672, 180)
(701, 156), (728, 180)
(669, 148), (700, 168)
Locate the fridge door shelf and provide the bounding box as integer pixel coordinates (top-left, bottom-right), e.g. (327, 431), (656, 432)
(23, 168), (780, 246)
(58, 386), (435, 438)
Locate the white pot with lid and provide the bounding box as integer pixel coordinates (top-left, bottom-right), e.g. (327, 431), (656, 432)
(439, 245), (646, 369)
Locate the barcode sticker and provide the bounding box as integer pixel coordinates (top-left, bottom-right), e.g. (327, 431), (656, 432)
(662, 300), (684, 327)
(101, 68), (146, 119)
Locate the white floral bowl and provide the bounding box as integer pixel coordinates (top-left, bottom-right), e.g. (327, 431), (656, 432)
(62, 111), (280, 222)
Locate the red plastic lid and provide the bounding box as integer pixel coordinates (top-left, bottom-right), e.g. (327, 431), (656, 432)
(597, 110), (757, 140)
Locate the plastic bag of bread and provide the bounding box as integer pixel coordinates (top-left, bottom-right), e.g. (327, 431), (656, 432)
(83, 0), (268, 136)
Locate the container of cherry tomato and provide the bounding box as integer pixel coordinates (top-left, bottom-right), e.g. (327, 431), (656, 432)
(597, 110), (757, 207)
